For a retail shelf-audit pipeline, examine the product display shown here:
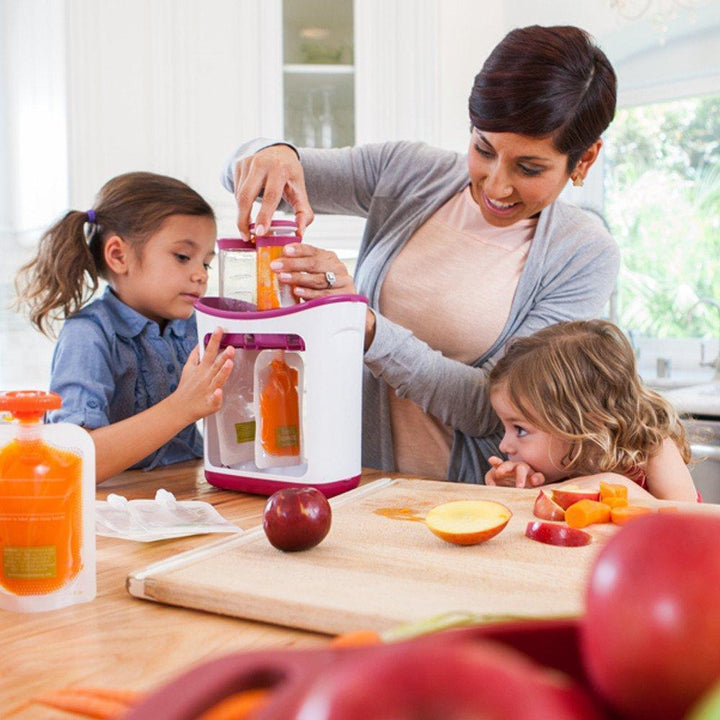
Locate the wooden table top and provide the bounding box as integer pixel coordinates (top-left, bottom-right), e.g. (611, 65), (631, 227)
(0, 462), (388, 718)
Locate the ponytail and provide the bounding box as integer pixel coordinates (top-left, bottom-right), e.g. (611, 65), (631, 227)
(15, 171), (214, 338)
(16, 210), (101, 337)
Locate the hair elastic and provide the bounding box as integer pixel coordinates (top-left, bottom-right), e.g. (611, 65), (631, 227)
(87, 209), (96, 223)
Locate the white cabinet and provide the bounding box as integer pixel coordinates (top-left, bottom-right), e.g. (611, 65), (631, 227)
(19, 0), (501, 239)
(282, 0), (355, 149)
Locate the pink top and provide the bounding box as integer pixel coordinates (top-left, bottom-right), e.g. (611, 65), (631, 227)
(380, 186), (537, 479)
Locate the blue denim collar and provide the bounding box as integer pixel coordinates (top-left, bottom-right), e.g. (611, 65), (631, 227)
(101, 286), (192, 341)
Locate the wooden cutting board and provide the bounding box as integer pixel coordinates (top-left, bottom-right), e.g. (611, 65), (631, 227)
(126, 478), (659, 635)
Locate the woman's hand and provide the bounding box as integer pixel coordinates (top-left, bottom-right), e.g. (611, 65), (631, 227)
(175, 328), (235, 424)
(271, 242), (357, 301)
(233, 145), (314, 239)
(485, 456), (546, 489)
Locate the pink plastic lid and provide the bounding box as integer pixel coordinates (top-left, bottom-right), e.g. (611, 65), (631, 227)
(250, 219), (298, 230)
(217, 237), (256, 251)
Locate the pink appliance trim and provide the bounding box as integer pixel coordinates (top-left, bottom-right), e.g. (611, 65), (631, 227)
(204, 470), (362, 498)
(195, 294), (368, 320)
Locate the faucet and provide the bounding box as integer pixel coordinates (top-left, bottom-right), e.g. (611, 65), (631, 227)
(685, 297), (720, 380)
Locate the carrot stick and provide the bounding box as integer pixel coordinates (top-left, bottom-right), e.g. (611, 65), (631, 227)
(329, 629), (383, 647)
(56, 687), (146, 704)
(197, 688), (271, 720)
(565, 499), (612, 529)
(611, 505), (654, 525)
(33, 692), (129, 719)
(32, 686), (145, 719)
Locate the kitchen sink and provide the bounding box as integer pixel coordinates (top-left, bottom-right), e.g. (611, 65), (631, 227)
(683, 418), (720, 504)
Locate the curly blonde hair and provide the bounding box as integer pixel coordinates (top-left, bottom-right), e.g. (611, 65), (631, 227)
(488, 320), (690, 476)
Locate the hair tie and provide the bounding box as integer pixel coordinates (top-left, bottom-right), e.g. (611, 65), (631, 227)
(87, 209), (96, 223)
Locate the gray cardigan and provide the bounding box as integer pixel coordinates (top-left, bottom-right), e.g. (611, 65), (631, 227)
(223, 140), (620, 483)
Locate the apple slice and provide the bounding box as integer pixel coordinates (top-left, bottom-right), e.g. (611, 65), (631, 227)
(426, 500), (512, 546)
(551, 485), (601, 511)
(525, 521), (592, 547)
(533, 489), (566, 521)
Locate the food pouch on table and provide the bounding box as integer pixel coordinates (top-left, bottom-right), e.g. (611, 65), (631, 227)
(254, 349), (304, 469)
(215, 348), (259, 467)
(0, 391), (96, 612)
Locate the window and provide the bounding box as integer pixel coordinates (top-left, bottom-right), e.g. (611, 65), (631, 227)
(603, 94), (720, 372)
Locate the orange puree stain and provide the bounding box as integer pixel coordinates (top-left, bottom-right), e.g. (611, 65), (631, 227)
(373, 507), (425, 522)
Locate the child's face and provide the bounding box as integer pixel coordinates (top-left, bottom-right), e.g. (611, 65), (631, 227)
(491, 385), (571, 482)
(119, 214), (216, 325)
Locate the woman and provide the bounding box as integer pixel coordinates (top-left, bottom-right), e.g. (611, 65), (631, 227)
(222, 25), (620, 483)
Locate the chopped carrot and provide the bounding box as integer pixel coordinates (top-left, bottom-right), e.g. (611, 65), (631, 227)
(565, 499), (612, 529)
(601, 496), (629, 510)
(599, 481), (628, 502)
(329, 629), (383, 647)
(197, 688), (271, 720)
(33, 692), (129, 719)
(611, 504), (654, 525)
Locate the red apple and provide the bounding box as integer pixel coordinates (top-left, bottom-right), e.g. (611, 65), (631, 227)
(582, 512), (720, 720)
(263, 487), (332, 552)
(533, 489), (566, 521)
(425, 500), (511, 546)
(551, 485), (601, 511)
(525, 521), (592, 547)
(291, 637), (605, 720)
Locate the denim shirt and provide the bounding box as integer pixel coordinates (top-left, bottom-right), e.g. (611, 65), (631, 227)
(49, 287), (203, 470)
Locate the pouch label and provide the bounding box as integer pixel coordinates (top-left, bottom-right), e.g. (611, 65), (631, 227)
(3, 545), (57, 578)
(234, 420), (256, 445)
(275, 425), (299, 448)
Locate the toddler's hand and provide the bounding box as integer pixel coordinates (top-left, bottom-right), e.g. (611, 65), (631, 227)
(175, 328), (235, 424)
(485, 456), (546, 489)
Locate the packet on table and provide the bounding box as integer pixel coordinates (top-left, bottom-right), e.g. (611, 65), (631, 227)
(96, 489), (240, 542)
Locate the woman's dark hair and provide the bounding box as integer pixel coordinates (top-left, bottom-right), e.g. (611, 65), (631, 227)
(469, 25), (617, 172)
(16, 171), (215, 336)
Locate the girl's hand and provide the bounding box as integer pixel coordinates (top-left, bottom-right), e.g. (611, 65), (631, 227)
(175, 328), (235, 424)
(233, 145), (314, 239)
(485, 456), (546, 489)
(271, 242), (356, 300)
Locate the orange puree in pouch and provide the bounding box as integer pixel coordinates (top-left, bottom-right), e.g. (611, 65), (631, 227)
(0, 392), (83, 596)
(259, 357), (300, 457)
(256, 243), (285, 310)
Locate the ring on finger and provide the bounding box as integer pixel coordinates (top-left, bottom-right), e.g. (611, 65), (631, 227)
(324, 270), (337, 289)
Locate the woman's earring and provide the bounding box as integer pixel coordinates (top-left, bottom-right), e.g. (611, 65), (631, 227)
(572, 175), (585, 187)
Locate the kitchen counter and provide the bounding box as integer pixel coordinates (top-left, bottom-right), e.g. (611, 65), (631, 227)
(1, 461), (394, 718)
(659, 381), (720, 417)
(1, 463), (714, 718)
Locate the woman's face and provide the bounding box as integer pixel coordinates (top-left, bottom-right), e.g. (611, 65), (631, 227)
(467, 128), (578, 227)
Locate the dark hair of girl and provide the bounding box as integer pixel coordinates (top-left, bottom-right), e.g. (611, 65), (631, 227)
(16, 171), (214, 336)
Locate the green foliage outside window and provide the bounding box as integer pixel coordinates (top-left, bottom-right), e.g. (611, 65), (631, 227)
(603, 95), (720, 338)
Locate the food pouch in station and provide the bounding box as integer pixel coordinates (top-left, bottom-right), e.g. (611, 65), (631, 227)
(254, 349), (304, 469)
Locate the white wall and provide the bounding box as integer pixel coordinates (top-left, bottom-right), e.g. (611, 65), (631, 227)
(0, 0), (67, 234)
(64, 0), (273, 237)
(2, 0), (719, 238)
